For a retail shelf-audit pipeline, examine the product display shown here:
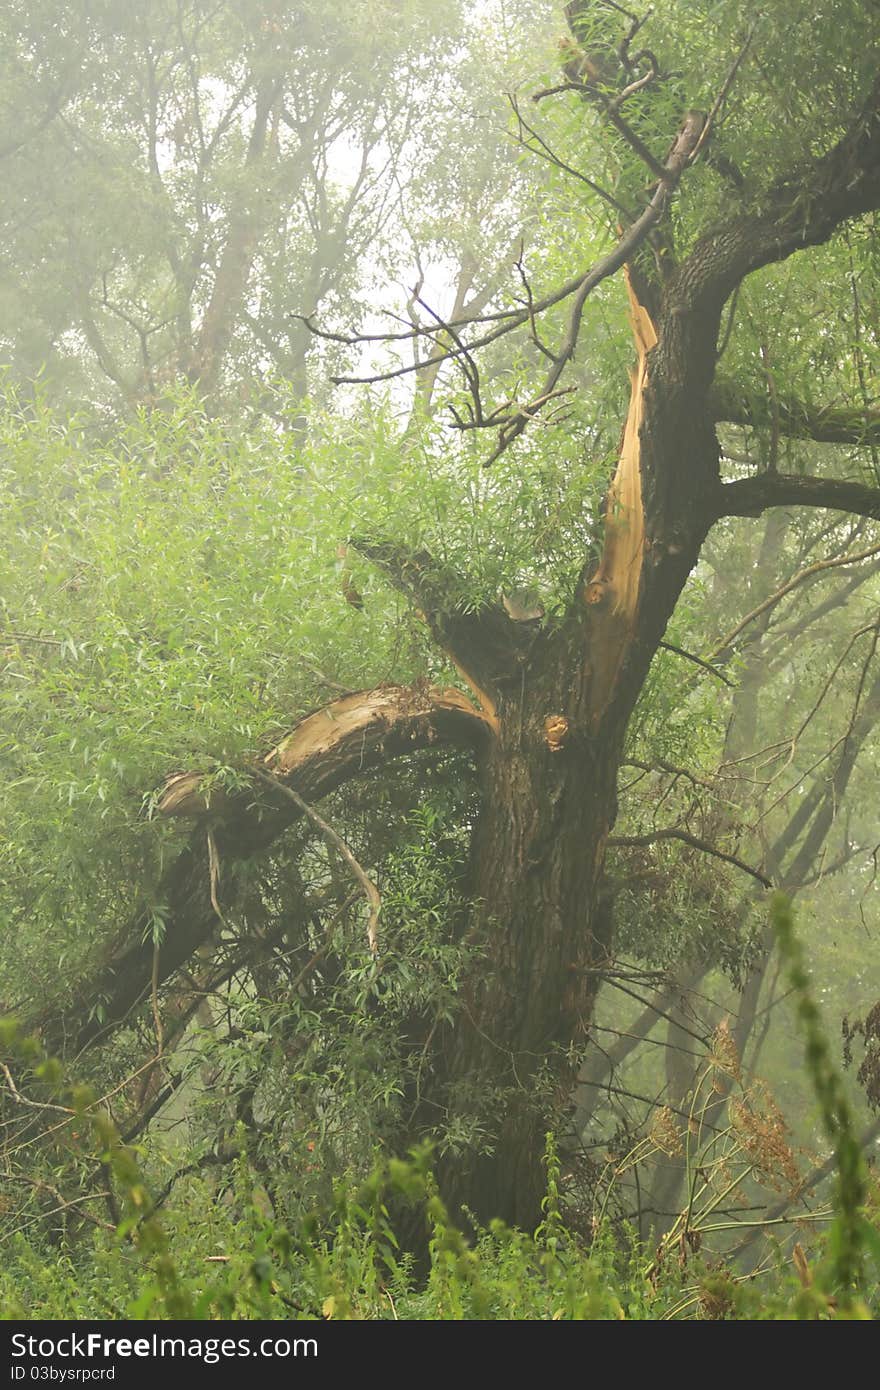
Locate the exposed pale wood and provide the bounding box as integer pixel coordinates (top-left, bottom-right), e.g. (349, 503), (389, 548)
(599, 271), (657, 622)
(158, 683), (494, 819)
(581, 271), (658, 723)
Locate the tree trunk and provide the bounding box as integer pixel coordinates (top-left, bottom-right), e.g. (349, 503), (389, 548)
(433, 655), (626, 1228)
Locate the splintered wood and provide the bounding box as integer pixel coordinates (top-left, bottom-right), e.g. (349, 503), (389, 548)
(157, 684), (492, 819)
(264, 684), (488, 771)
(586, 270), (657, 623)
(581, 271), (658, 723)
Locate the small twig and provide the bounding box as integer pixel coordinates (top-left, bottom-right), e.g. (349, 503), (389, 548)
(4, 1174), (115, 1232)
(708, 541), (880, 663)
(302, 663), (356, 694)
(514, 240), (560, 362)
(689, 20), (759, 166)
(0, 630), (64, 647)
(410, 291), (491, 427)
(1, 1062), (74, 1115)
(845, 228), (880, 484)
(616, 4), (654, 74)
(533, 75), (668, 180)
(623, 756), (718, 791)
(508, 94), (632, 220)
(658, 639), (735, 686)
(254, 769), (381, 955)
(759, 336), (780, 472)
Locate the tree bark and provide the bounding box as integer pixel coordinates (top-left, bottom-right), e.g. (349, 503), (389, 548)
(432, 654), (626, 1227)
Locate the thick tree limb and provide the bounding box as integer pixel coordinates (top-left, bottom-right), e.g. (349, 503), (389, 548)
(676, 73), (880, 315)
(34, 684), (489, 1054)
(623, 72), (880, 574)
(580, 79), (880, 708)
(717, 473), (880, 523)
(713, 383), (880, 449)
(351, 538), (531, 717)
(349, 538), (473, 620)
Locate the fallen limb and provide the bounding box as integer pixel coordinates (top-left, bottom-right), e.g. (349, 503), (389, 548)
(32, 683), (489, 1055)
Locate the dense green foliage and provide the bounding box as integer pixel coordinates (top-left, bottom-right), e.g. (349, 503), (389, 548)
(2, 934), (879, 1322)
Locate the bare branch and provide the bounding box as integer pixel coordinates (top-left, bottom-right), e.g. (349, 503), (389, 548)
(253, 769), (381, 955)
(513, 243), (559, 363)
(295, 104), (700, 424)
(1, 1063), (73, 1116)
(658, 639), (735, 686)
(532, 74), (667, 180)
(688, 20), (759, 166)
(480, 108), (705, 465)
(508, 94), (633, 220)
(707, 541), (880, 666)
(609, 828), (773, 887)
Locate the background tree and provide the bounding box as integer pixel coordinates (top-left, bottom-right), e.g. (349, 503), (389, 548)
(0, 0), (494, 414)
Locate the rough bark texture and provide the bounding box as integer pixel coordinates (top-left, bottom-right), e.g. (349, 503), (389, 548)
(433, 639), (627, 1226)
(712, 381), (880, 449)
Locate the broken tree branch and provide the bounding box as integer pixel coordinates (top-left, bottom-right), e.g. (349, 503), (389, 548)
(31, 684), (490, 1055)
